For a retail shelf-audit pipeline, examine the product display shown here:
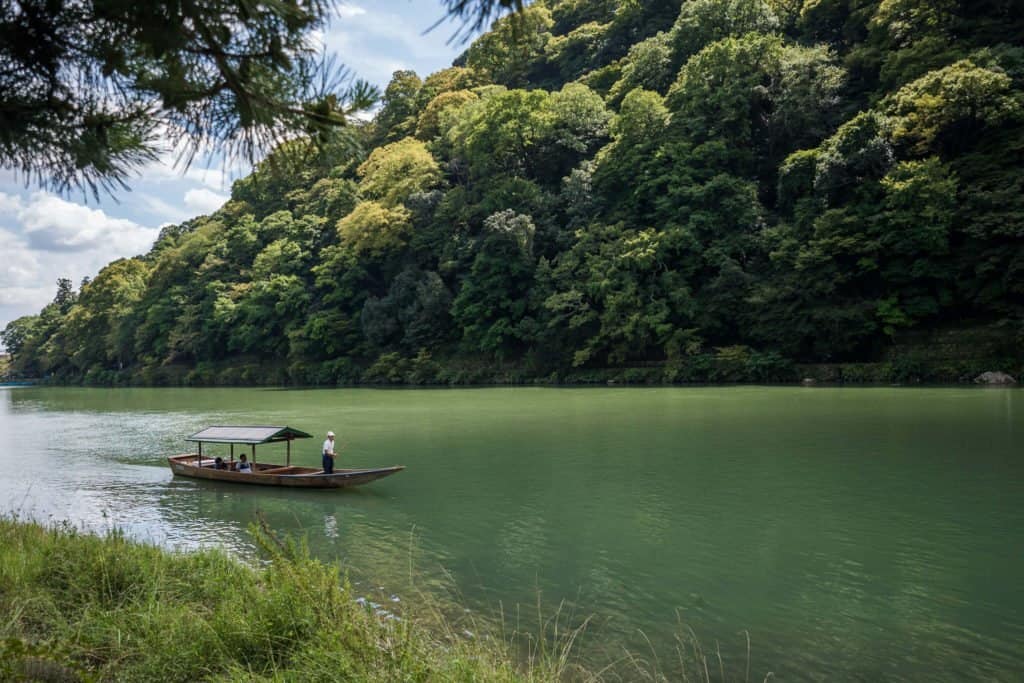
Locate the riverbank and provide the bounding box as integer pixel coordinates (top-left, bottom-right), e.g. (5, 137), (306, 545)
(19, 323), (1020, 388)
(27, 355), (1022, 387)
(0, 517), (572, 682)
(2, 518), (747, 682)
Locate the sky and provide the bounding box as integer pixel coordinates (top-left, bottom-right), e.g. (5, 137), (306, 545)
(0, 1), (484, 335)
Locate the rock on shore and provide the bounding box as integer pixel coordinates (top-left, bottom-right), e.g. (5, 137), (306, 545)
(974, 371), (1017, 385)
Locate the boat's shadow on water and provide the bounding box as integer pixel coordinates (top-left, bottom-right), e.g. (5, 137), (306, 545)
(169, 474), (393, 501)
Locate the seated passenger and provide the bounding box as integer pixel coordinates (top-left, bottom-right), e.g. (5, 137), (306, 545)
(237, 454), (252, 473)
(213, 456), (227, 470)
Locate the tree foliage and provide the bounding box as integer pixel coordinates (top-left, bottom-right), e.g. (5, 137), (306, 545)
(464, 5), (554, 86)
(10, 0), (1024, 384)
(356, 138), (443, 207)
(0, 0), (383, 196)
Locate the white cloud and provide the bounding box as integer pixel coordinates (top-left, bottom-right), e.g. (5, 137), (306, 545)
(337, 3), (367, 19)
(180, 166), (234, 191)
(0, 192), (160, 331)
(0, 228), (42, 291)
(321, 3), (465, 89)
(307, 27), (327, 51)
(139, 156), (239, 192)
(0, 286), (51, 310)
(1, 191), (157, 254)
(137, 193), (194, 225)
(136, 131), (250, 193)
(184, 188), (229, 215)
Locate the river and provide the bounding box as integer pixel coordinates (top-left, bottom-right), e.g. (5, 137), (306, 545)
(1, 385), (1021, 680)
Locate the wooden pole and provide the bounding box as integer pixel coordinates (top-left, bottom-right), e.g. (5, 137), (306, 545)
(252, 444), (256, 469)
(198, 441), (203, 466)
(230, 443), (234, 466)
(287, 438), (291, 467)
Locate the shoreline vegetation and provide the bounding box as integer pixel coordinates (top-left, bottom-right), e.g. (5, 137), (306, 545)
(0, 517), (761, 682)
(10, 358), (1023, 388)
(5, 321), (1022, 388)
(8, 337), (1021, 387)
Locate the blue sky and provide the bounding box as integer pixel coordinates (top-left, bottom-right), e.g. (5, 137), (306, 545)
(0, 1), (485, 333)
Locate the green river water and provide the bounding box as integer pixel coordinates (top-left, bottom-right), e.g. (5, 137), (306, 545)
(1, 386), (1021, 680)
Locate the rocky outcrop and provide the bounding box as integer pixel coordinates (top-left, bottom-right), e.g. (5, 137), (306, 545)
(974, 371), (1017, 385)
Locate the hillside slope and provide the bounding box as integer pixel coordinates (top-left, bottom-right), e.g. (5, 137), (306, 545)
(5, 0), (1024, 384)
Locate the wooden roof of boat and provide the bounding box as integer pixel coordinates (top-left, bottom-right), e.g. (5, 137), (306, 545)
(186, 426), (313, 444)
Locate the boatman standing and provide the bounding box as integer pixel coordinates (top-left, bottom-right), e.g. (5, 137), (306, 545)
(322, 431), (337, 474)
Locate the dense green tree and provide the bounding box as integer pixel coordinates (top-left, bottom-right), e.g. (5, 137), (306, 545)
(337, 202), (413, 257)
(547, 0), (618, 36)
(231, 139), (355, 219)
(374, 71), (424, 143)
(451, 210), (538, 355)
(356, 138), (443, 207)
(606, 32), (675, 104)
(546, 222), (695, 366)
(592, 89), (670, 221)
(538, 83), (611, 176)
(867, 0), (964, 89)
(416, 67), (485, 108)
(545, 21), (609, 83)
(464, 5), (554, 86)
(230, 275), (311, 356)
(362, 269), (454, 351)
(590, 0), (684, 68)
(62, 259), (150, 371)
(301, 245), (369, 360)
(1, 316), (39, 364)
(446, 88), (549, 179)
(445, 83), (608, 186)
(671, 0), (780, 64)
(8, 280), (82, 375)
(417, 90), (479, 142)
(884, 59), (1021, 156)
(290, 176), (359, 223)
(52, 278), (78, 314)
(11, 0), (1024, 383)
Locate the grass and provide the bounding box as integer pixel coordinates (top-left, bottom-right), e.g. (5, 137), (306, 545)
(0, 516), (768, 682)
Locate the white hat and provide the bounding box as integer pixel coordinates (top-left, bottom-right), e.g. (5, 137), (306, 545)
(327, 431), (335, 437)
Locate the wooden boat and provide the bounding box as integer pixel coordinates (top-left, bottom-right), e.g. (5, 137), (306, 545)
(167, 425), (404, 489)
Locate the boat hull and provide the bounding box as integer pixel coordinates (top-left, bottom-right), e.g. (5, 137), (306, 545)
(167, 455), (404, 489)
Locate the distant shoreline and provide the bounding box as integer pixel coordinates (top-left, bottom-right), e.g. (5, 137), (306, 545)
(15, 358), (1020, 389)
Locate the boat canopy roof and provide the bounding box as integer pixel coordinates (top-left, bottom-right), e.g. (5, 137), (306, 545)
(187, 426), (313, 444)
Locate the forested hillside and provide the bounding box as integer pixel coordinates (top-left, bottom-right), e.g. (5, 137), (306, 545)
(5, 0), (1024, 385)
